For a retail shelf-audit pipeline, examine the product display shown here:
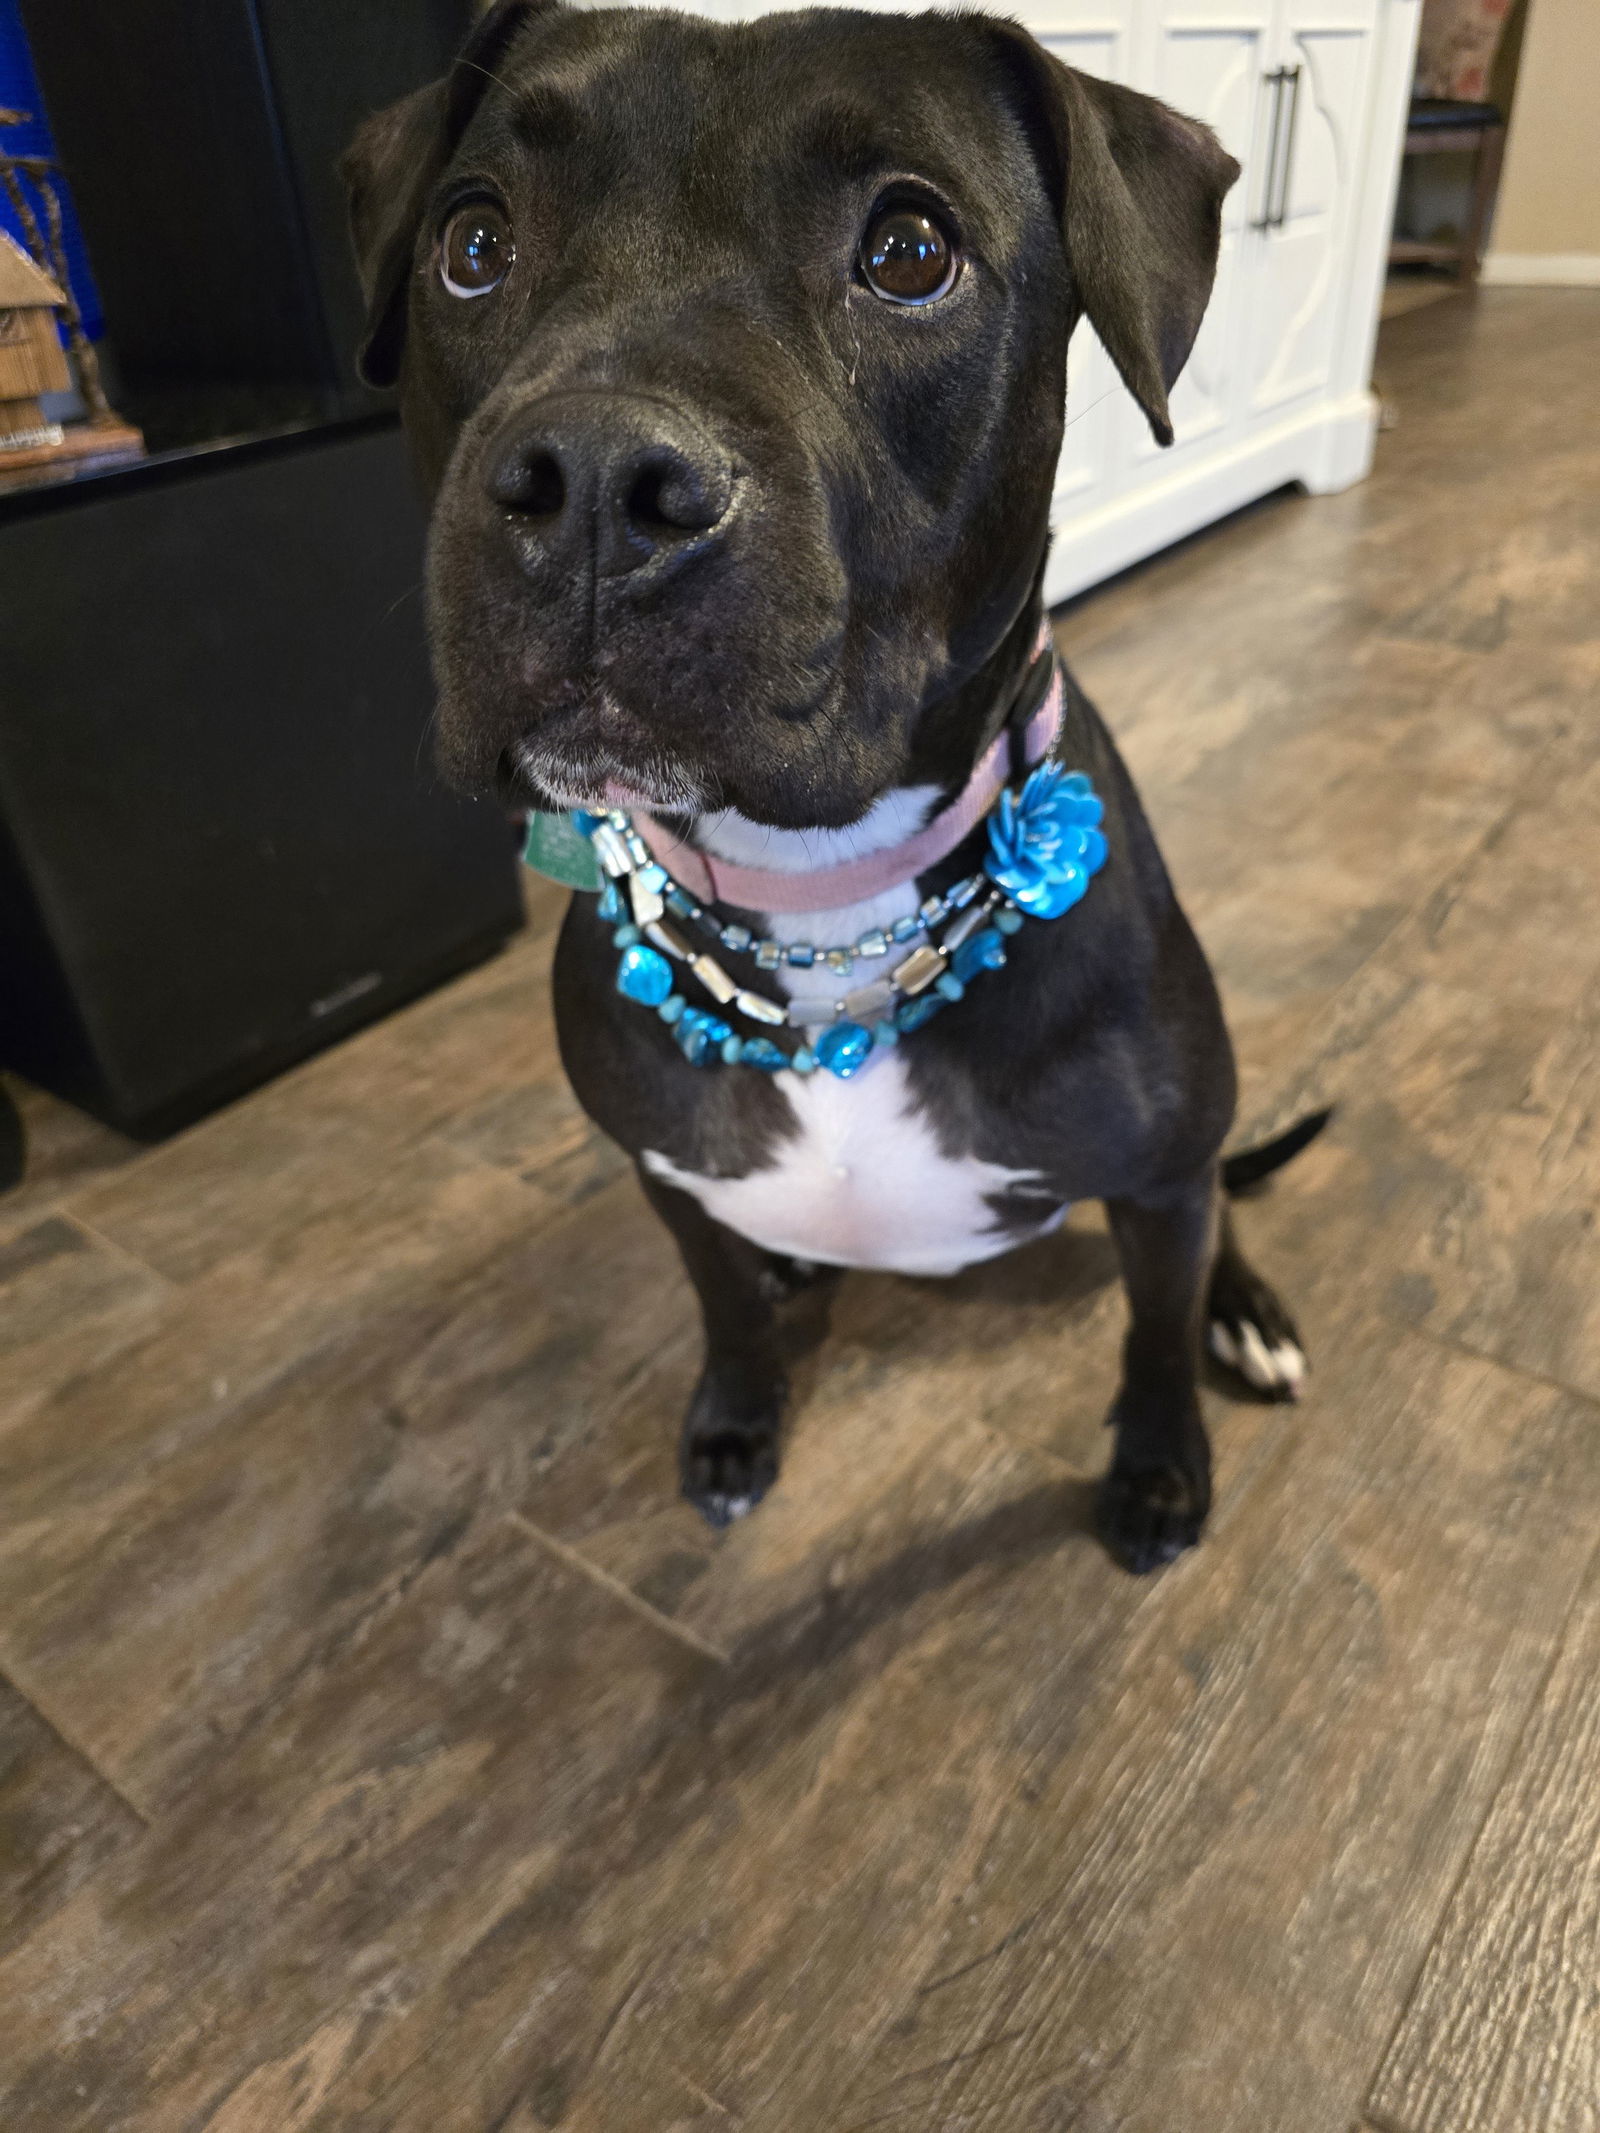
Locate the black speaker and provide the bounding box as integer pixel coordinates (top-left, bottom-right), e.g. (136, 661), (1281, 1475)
(0, 421), (523, 1139)
(17, 0), (473, 425)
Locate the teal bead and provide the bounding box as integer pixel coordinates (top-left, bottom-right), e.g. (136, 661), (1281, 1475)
(791, 1047), (817, 1074)
(951, 927), (1006, 984)
(612, 923), (641, 948)
(994, 906), (1024, 934)
(741, 1037), (788, 1071)
(636, 863), (668, 892)
(616, 944), (673, 1006)
(895, 993), (943, 1033)
(597, 880), (625, 923)
(873, 1019), (899, 1047)
(934, 973), (965, 1001)
(658, 993), (686, 1023)
(721, 1036), (745, 1064)
(676, 1007), (733, 1065)
(816, 1021), (874, 1078)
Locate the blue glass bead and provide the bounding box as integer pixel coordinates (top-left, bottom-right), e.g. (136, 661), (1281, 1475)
(873, 1019), (899, 1047)
(741, 1037), (788, 1072)
(891, 915), (921, 942)
(572, 808), (601, 836)
(895, 994), (944, 1033)
(637, 863), (668, 893)
(786, 944), (816, 968)
(596, 879), (625, 923)
(721, 1035), (745, 1065)
(612, 923), (641, 948)
(934, 973), (965, 1002)
(616, 944), (674, 1006)
(755, 941), (783, 970)
(857, 929), (888, 958)
(720, 924), (753, 953)
(658, 992), (686, 1023)
(952, 927), (1007, 984)
(791, 1047), (817, 1074)
(666, 887), (696, 916)
(825, 949), (852, 975)
(676, 1008), (733, 1066)
(816, 1021), (874, 1078)
(994, 906), (1024, 934)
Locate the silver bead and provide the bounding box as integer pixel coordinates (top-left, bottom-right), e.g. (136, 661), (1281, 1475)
(628, 874), (665, 926)
(734, 988), (787, 1026)
(590, 824), (632, 877)
(942, 903), (987, 952)
(689, 954), (738, 1004)
(893, 944), (947, 995)
(843, 980), (895, 1021)
(644, 920), (691, 960)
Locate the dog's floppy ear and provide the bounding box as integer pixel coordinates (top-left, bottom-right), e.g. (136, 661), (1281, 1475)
(985, 23), (1239, 446)
(342, 0), (558, 388)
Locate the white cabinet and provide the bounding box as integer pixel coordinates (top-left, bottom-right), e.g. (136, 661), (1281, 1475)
(608, 0), (1421, 601)
(1046, 0), (1420, 600)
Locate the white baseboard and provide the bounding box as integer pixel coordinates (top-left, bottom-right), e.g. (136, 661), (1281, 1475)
(1480, 253), (1600, 287)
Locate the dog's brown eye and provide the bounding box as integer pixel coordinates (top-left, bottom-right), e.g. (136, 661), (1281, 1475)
(439, 202), (514, 298)
(859, 206), (957, 305)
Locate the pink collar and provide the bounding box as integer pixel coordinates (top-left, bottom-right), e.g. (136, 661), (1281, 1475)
(628, 644), (1063, 916)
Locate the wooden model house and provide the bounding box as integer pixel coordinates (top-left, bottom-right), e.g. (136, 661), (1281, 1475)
(0, 229), (69, 445)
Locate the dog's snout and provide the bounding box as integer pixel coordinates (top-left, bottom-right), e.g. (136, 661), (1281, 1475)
(485, 394), (735, 578)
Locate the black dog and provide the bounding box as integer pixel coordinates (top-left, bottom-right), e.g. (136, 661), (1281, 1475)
(345, 0), (1319, 1572)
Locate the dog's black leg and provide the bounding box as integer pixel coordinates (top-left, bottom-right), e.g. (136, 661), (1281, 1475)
(1205, 1207), (1306, 1402)
(639, 1166), (788, 1528)
(1098, 1172), (1218, 1575)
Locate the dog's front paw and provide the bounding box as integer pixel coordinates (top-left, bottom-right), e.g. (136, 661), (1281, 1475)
(1096, 1458), (1210, 1575)
(681, 1425), (779, 1526)
(679, 1362), (784, 1527)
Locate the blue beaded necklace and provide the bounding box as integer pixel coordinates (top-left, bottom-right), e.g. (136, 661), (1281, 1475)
(524, 759), (1108, 1079)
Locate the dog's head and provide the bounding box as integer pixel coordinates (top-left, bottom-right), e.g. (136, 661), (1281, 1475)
(344, 2), (1236, 826)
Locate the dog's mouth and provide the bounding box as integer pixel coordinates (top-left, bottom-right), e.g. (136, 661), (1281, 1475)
(495, 692), (714, 817)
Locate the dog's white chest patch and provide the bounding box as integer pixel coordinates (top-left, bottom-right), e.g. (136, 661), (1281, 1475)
(641, 793), (1063, 1277)
(644, 1053), (1057, 1277)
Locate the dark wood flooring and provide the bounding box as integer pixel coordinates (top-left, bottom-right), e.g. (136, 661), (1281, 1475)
(3, 287), (1599, 2132)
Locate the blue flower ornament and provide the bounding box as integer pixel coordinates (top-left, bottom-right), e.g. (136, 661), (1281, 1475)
(984, 765), (1108, 919)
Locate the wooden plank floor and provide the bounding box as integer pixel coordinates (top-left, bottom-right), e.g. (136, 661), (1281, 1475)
(3, 286), (1598, 2132)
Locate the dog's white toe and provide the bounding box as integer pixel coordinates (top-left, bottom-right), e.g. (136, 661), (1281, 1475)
(1209, 1317), (1306, 1399)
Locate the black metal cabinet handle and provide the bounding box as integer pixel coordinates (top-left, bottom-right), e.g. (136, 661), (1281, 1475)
(1251, 65), (1303, 231)
(1271, 64), (1303, 226)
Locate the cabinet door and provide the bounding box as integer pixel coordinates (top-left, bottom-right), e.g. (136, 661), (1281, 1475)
(1242, 0), (1376, 414)
(1033, 15), (1133, 523)
(1125, 0), (1275, 470)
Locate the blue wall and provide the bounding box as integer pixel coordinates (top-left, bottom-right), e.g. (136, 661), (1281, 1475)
(0, 0), (101, 340)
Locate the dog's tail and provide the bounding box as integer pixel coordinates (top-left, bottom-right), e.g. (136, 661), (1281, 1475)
(1222, 1108), (1332, 1196)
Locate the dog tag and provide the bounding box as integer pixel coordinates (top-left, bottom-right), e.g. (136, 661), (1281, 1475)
(521, 811), (605, 892)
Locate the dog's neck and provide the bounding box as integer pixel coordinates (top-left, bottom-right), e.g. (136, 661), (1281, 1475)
(693, 783), (943, 878)
(625, 606), (1058, 924)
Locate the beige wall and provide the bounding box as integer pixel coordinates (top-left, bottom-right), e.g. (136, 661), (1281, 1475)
(1487, 0), (1600, 273)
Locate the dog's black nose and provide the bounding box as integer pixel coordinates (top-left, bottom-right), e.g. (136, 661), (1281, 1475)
(485, 394), (735, 577)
